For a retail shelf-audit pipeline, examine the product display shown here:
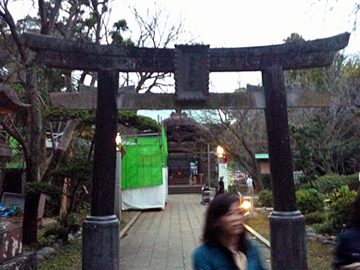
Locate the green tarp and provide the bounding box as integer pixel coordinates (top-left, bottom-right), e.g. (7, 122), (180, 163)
(121, 128), (168, 189)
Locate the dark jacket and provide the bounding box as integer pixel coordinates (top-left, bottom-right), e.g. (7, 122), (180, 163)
(193, 240), (268, 270)
(334, 226), (360, 269)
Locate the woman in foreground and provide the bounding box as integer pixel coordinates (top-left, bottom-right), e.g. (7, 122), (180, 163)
(193, 194), (267, 270)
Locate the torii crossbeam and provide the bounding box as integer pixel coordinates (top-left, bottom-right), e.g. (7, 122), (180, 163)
(24, 32), (350, 270)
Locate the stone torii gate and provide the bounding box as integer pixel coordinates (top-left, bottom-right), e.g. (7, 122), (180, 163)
(24, 32), (349, 270)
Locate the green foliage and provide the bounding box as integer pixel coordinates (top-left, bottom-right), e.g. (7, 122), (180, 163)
(312, 186), (357, 235)
(258, 190), (272, 207)
(296, 188), (325, 214)
(290, 114), (333, 178)
(118, 110), (160, 132)
(343, 174), (360, 191)
(39, 221), (62, 248)
(342, 56), (360, 79)
(226, 185), (238, 194)
(44, 109), (160, 132)
(44, 109), (95, 123)
(38, 234), (57, 249)
(79, 201), (91, 216)
(305, 211), (326, 225)
(312, 174), (347, 195)
(37, 237), (82, 270)
(260, 174), (271, 190)
(326, 186), (357, 232)
(58, 212), (78, 228)
(110, 19), (134, 46)
(44, 184), (62, 217)
(53, 160), (92, 181)
(288, 54), (360, 180)
(313, 174), (359, 195)
(25, 182), (61, 197)
(283, 32), (305, 43)
(312, 220), (336, 235)
(42, 221), (61, 238)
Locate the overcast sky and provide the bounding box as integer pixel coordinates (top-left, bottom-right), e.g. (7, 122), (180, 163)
(113, 0), (360, 120)
(116, 0), (359, 51)
(10, 0), (360, 120)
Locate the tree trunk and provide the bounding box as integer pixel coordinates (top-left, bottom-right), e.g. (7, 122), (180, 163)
(22, 193), (41, 245)
(22, 70), (42, 245)
(25, 70), (42, 183)
(41, 119), (78, 183)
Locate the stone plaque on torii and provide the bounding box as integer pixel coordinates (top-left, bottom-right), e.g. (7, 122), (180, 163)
(24, 32), (350, 270)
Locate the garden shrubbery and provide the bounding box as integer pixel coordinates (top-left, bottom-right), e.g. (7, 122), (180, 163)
(312, 174), (347, 195)
(304, 211), (326, 225)
(258, 189), (272, 207)
(296, 188), (325, 214)
(312, 173), (359, 195)
(343, 174), (359, 191)
(295, 173), (359, 235)
(255, 173), (358, 235)
(326, 186), (357, 233)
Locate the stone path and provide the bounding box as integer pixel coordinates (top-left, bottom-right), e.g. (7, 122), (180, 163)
(120, 194), (271, 270)
(120, 194), (205, 270)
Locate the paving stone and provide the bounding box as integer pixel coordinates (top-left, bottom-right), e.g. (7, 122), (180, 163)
(119, 194), (218, 270)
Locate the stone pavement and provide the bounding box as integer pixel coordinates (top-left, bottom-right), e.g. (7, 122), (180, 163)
(119, 194), (271, 270)
(120, 194), (206, 270)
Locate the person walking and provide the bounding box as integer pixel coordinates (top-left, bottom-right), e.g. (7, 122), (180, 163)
(193, 194), (267, 270)
(246, 175), (254, 196)
(214, 178), (225, 198)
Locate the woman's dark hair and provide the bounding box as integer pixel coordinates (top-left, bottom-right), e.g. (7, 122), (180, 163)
(203, 194), (248, 253)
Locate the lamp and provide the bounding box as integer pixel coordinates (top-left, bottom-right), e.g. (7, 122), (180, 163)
(115, 133), (121, 151)
(216, 146), (224, 158)
(240, 197), (254, 219)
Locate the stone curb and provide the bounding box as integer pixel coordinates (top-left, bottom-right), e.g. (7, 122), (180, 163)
(120, 211), (141, 239)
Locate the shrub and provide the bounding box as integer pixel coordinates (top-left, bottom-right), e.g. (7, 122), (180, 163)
(305, 211), (325, 225)
(260, 175), (271, 190)
(258, 190), (272, 207)
(312, 174), (346, 195)
(327, 186), (357, 233)
(296, 188), (325, 214)
(296, 182), (312, 190)
(227, 185), (238, 194)
(313, 220), (336, 235)
(343, 174), (359, 191)
(311, 186), (358, 235)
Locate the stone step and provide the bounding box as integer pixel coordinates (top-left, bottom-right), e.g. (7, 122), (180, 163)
(170, 179), (190, 185)
(169, 177), (191, 185)
(168, 185), (202, 194)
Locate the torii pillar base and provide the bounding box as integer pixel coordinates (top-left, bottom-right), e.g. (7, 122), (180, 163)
(82, 215), (119, 270)
(269, 211), (307, 270)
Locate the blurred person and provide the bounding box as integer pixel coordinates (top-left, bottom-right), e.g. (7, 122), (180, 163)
(193, 194), (267, 270)
(334, 196), (360, 269)
(246, 175), (254, 196)
(214, 178), (225, 198)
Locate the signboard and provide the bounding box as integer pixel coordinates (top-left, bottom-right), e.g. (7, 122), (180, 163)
(175, 45), (209, 102)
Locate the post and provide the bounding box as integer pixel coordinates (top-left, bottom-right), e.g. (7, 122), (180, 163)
(82, 70), (120, 270)
(207, 143), (210, 187)
(115, 145), (122, 223)
(262, 66), (307, 270)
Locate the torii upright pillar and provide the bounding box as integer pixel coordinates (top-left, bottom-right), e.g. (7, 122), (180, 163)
(82, 70), (120, 270)
(262, 66), (306, 269)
